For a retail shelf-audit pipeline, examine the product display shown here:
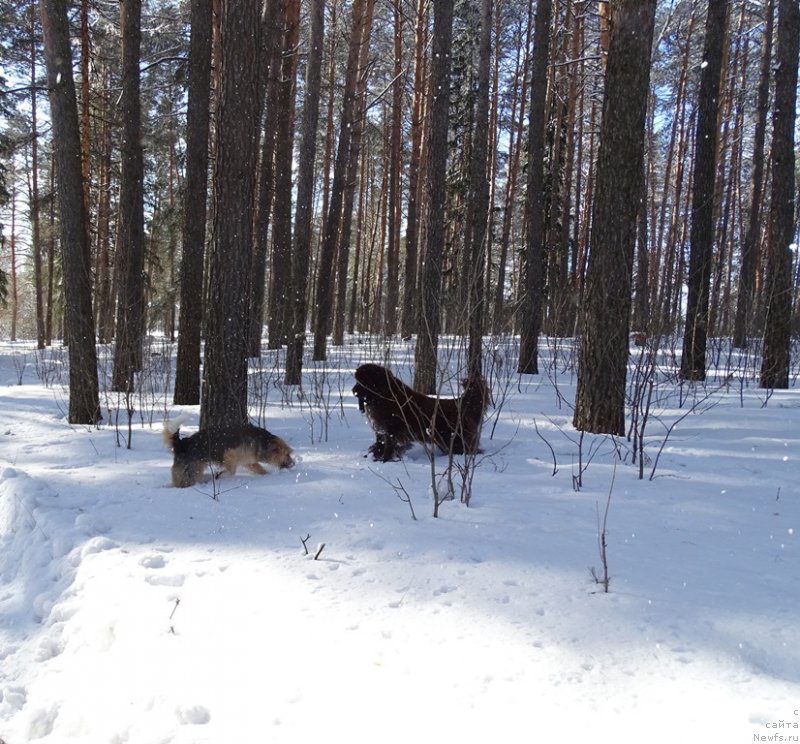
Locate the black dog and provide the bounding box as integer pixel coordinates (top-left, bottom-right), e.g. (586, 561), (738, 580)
(352, 363), (489, 461)
(163, 417), (294, 488)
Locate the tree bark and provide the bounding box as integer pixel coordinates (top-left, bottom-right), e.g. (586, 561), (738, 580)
(733, 0), (774, 348)
(413, 0), (454, 394)
(267, 0), (300, 350)
(760, 0), (799, 389)
(517, 0), (552, 374)
(248, 0), (282, 357)
(680, 0), (729, 381)
(201, 1), (261, 427)
(465, 0), (492, 377)
(573, 0), (656, 435)
(285, 0), (324, 385)
(174, 0), (212, 405)
(401, 0), (428, 338)
(383, 0), (403, 338)
(29, 3), (45, 350)
(39, 0), (100, 424)
(112, 0), (145, 393)
(313, 0), (370, 360)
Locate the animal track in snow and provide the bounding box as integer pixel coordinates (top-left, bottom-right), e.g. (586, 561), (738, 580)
(176, 704), (211, 725)
(140, 554), (166, 569)
(145, 573), (185, 587)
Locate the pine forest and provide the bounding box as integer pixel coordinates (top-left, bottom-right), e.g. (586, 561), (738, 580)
(0, 0), (798, 431)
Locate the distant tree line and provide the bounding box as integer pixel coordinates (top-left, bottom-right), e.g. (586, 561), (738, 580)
(0, 0), (797, 430)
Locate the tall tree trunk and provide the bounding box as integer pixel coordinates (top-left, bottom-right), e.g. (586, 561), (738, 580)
(383, 0), (403, 338)
(760, 0), (799, 389)
(112, 0), (145, 393)
(267, 0), (300, 350)
(573, 0), (656, 436)
(313, 0), (370, 360)
(201, 1), (261, 427)
(401, 0), (428, 337)
(248, 0), (282, 357)
(79, 0), (91, 222)
(29, 3), (45, 349)
(174, 0), (212, 405)
(39, 0), (100, 424)
(680, 0), (729, 382)
(285, 0), (324, 385)
(494, 7), (531, 333)
(733, 0), (774, 348)
(466, 0), (492, 377)
(9, 172), (18, 341)
(413, 0), (454, 393)
(95, 65), (114, 344)
(517, 0), (552, 375)
(332, 0), (375, 347)
(45, 157), (56, 345)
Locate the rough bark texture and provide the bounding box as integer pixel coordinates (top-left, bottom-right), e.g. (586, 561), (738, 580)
(413, 0), (454, 394)
(39, 0), (100, 424)
(112, 0), (145, 393)
(465, 0), (492, 377)
(573, 0), (656, 436)
(285, 0), (324, 385)
(517, 0), (552, 375)
(733, 0), (774, 349)
(201, 2), (261, 428)
(760, 0), (799, 389)
(313, 0), (368, 361)
(680, 0), (729, 381)
(267, 0), (300, 350)
(174, 0), (212, 405)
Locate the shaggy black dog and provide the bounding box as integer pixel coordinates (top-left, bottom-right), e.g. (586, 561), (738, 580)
(352, 363), (489, 461)
(163, 417), (294, 488)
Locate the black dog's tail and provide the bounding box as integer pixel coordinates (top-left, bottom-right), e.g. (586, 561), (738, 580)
(162, 415), (190, 452)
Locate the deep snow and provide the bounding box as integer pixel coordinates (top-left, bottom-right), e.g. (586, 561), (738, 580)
(0, 336), (798, 744)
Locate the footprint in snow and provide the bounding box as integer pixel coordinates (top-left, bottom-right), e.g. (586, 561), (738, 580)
(145, 573), (185, 587)
(176, 705), (211, 725)
(80, 536), (118, 557)
(140, 554), (166, 569)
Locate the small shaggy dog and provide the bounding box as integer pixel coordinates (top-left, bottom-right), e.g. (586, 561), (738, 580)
(163, 417), (294, 488)
(352, 363), (489, 462)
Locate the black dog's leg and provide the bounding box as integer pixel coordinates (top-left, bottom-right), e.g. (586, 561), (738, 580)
(367, 434), (384, 460)
(377, 434), (400, 462)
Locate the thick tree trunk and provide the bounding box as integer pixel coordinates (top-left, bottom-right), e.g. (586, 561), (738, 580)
(248, 0), (282, 358)
(383, 0), (403, 338)
(401, 0), (428, 338)
(413, 0), (454, 394)
(267, 0), (300, 350)
(201, 2), (261, 428)
(466, 0), (492, 377)
(573, 0), (656, 436)
(517, 0), (552, 375)
(39, 0), (100, 424)
(733, 0), (774, 349)
(680, 0), (729, 382)
(313, 0), (370, 360)
(29, 7), (45, 350)
(173, 0), (212, 405)
(760, 0), (799, 389)
(112, 0), (145, 393)
(285, 0), (324, 385)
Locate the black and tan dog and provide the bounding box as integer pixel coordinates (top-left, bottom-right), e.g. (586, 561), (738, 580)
(352, 363), (490, 462)
(163, 416), (294, 488)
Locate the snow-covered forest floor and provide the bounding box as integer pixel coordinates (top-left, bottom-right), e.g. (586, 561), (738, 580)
(0, 335), (798, 743)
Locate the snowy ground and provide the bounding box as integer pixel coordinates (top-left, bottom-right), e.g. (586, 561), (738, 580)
(0, 336), (798, 744)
